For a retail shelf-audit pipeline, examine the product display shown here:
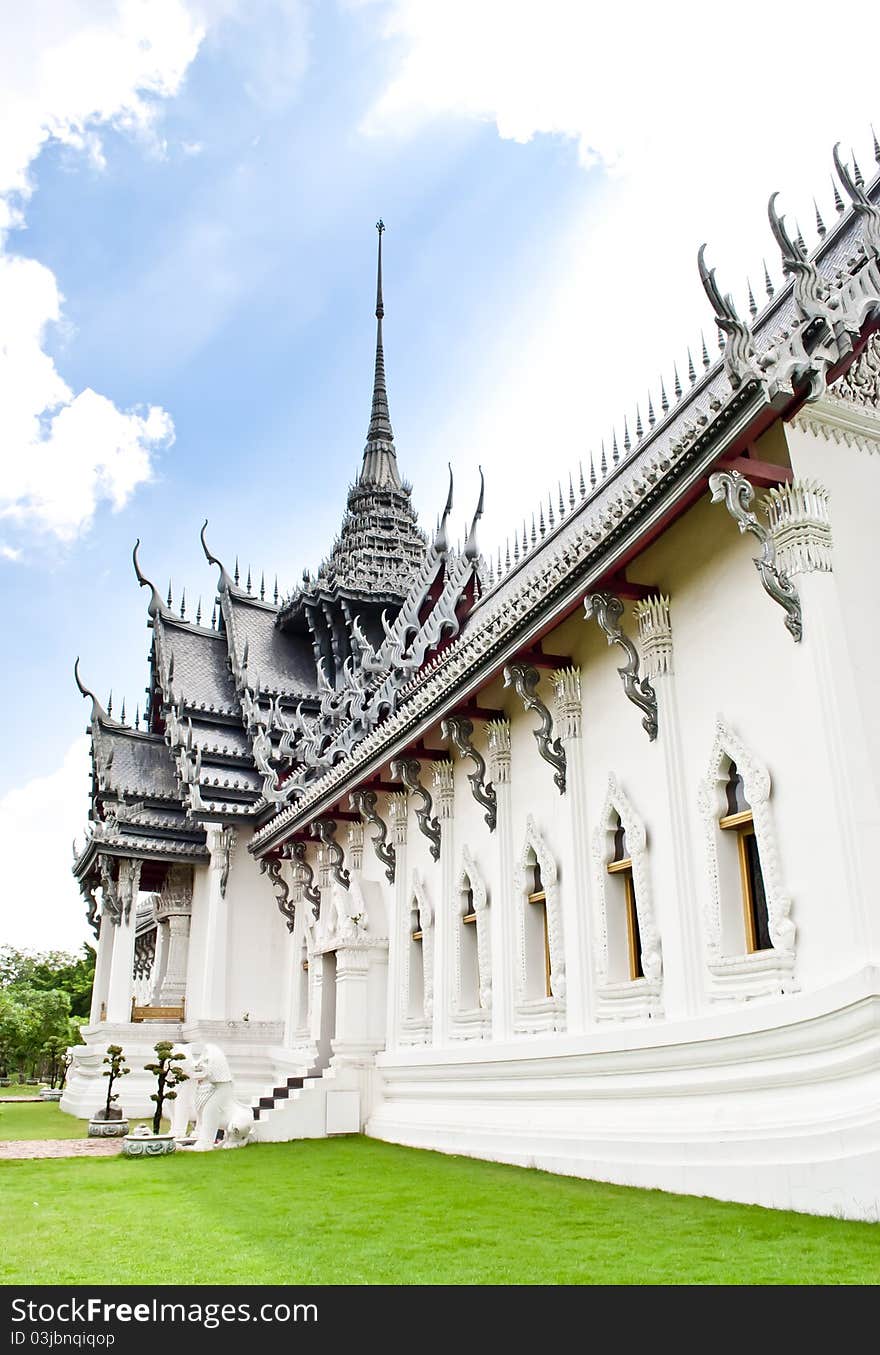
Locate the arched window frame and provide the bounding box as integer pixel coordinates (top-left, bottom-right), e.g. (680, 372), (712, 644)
(591, 775), (663, 1020)
(513, 816), (566, 1032)
(400, 872), (434, 1042)
(697, 716), (796, 1000)
(451, 846), (491, 1039)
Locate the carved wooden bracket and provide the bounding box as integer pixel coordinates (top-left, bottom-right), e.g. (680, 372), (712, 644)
(440, 714), (497, 831)
(584, 592), (658, 741)
(708, 469), (802, 642)
(260, 856), (296, 933)
(391, 757), (442, 860)
(351, 788), (396, 883)
(503, 662), (567, 794)
(285, 841), (322, 919)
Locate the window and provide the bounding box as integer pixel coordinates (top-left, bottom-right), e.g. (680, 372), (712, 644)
(719, 763), (772, 953)
(408, 904), (425, 1020)
(526, 861), (552, 999)
(606, 814), (644, 980)
(459, 879), (480, 1010)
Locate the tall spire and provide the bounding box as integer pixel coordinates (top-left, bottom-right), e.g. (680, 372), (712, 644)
(361, 219), (402, 488)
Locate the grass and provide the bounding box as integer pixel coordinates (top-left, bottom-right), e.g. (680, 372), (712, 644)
(1, 1133), (878, 1285)
(0, 1082), (44, 1098)
(0, 1100), (164, 1140)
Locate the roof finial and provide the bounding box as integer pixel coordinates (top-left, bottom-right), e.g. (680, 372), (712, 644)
(132, 540), (167, 620)
(463, 467), (484, 560)
(74, 657), (109, 724)
(361, 219), (401, 488)
(200, 521), (234, 594)
(434, 463), (454, 554)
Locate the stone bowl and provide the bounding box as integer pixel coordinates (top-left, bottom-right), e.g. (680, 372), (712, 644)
(39, 1088), (63, 1101)
(122, 1129), (176, 1158)
(88, 1117), (130, 1138)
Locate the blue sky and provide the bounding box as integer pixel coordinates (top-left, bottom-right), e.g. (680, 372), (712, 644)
(0, 0), (876, 949)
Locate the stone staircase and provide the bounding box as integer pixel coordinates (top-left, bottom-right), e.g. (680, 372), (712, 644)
(249, 1056), (364, 1143)
(251, 1060), (324, 1123)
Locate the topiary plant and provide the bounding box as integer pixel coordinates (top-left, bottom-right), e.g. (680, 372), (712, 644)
(100, 1044), (130, 1120)
(144, 1041), (188, 1135)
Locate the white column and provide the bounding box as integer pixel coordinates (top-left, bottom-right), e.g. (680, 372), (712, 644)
(385, 794), (408, 1053)
(633, 600), (703, 1018)
(431, 761), (455, 1048)
(487, 721), (515, 1041)
(552, 668), (590, 1032)
(104, 859), (141, 1023)
(199, 825), (232, 1020)
(89, 916), (115, 1024)
(149, 920), (170, 1005)
(766, 473), (880, 959)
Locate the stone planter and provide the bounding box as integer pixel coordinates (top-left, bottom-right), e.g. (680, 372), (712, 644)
(0, 1078), (10, 1086)
(122, 1129), (176, 1158)
(39, 1088), (63, 1101)
(88, 1116), (129, 1138)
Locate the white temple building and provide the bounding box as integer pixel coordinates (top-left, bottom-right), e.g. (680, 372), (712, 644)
(65, 157), (880, 1220)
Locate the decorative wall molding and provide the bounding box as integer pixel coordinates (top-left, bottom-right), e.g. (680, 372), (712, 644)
(441, 715), (497, 831)
(551, 666), (582, 741)
(154, 863), (191, 919)
(634, 595), (673, 680)
(697, 717), (796, 1000)
(708, 469), (802, 641)
(591, 776), (662, 1020)
(830, 331), (880, 409)
(351, 789), (396, 883)
(793, 394), (880, 453)
(485, 720), (511, 785)
(762, 480), (833, 577)
(432, 760), (455, 821)
(388, 792), (409, 849)
(503, 664), (566, 794)
(313, 819), (350, 891)
(512, 815), (566, 1019)
(584, 593), (658, 741)
(391, 758), (441, 859)
(347, 819), (364, 871)
(453, 846), (492, 1028)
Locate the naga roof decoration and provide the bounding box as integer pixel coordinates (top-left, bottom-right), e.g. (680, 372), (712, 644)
(72, 148), (880, 896)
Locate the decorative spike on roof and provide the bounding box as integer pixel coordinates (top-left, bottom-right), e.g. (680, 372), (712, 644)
(361, 219), (401, 490)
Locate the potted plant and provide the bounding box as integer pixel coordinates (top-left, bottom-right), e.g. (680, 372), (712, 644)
(123, 1041), (187, 1157)
(88, 1045), (130, 1137)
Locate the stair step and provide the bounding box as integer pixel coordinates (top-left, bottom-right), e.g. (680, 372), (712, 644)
(272, 1087), (290, 1099)
(258, 1097), (275, 1109)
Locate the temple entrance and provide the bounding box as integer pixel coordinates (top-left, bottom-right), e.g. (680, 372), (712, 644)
(318, 951), (337, 1062)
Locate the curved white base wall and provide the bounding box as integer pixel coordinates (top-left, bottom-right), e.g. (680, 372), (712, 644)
(367, 969), (880, 1221)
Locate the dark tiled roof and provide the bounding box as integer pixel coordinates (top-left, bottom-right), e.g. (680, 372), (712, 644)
(226, 594), (317, 697)
(93, 724), (180, 800)
(160, 619), (239, 714)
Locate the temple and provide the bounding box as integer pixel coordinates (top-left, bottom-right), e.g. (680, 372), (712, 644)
(67, 160), (880, 1219)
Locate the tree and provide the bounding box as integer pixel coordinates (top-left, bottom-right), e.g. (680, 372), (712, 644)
(100, 1045), (130, 1119)
(0, 945), (96, 1019)
(0, 992), (24, 1080)
(144, 1041), (188, 1135)
(8, 988), (73, 1081)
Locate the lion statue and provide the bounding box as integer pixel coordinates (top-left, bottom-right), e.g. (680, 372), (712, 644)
(175, 1042), (254, 1151)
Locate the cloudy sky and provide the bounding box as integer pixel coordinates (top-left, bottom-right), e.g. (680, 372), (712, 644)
(0, 0), (877, 952)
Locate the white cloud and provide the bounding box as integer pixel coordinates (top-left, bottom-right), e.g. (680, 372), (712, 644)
(0, 544), (22, 562)
(0, 739), (93, 953)
(362, 0), (880, 543)
(0, 0), (205, 543)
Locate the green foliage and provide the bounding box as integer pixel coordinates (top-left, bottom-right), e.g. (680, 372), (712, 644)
(0, 1139), (878, 1285)
(100, 1045), (130, 1118)
(0, 946), (93, 1081)
(144, 1041), (188, 1135)
(0, 945), (96, 1019)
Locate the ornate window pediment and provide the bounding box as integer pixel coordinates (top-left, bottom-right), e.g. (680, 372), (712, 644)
(513, 816), (566, 1033)
(697, 717), (796, 1002)
(591, 776), (663, 1021)
(451, 846), (491, 1036)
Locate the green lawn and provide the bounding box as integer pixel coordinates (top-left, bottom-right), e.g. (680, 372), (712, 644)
(1, 1134), (877, 1285)
(0, 1082), (44, 1098)
(0, 1100), (162, 1140)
